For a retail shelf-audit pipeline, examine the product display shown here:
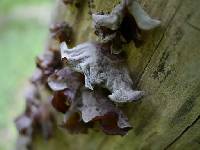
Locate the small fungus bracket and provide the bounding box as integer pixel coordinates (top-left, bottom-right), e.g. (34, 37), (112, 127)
(92, 0), (161, 52)
(60, 42), (144, 103)
(26, 0), (161, 136)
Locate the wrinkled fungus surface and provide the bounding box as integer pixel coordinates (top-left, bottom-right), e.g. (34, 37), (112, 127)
(61, 42), (144, 103)
(92, 0), (160, 52)
(16, 1), (161, 148)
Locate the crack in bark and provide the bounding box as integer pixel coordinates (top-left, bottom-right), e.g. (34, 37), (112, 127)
(187, 22), (200, 32)
(164, 115), (200, 150)
(136, 0), (184, 87)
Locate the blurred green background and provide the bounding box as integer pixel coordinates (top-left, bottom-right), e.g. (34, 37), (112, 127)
(0, 0), (52, 149)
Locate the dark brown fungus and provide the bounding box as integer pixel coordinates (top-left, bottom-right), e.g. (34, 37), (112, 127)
(47, 67), (133, 135)
(50, 22), (73, 44)
(119, 13), (143, 47)
(61, 112), (90, 134)
(80, 89), (132, 135)
(51, 91), (70, 113)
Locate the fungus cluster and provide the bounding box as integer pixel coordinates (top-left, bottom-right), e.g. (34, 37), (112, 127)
(15, 22), (70, 150)
(52, 0), (160, 135)
(16, 0), (160, 147)
(92, 0), (160, 53)
(15, 85), (54, 150)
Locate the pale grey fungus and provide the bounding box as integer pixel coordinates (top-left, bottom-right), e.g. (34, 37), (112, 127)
(60, 42), (144, 103)
(92, 3), (124, 31)
(80, 88), (132, 134)
(92, 0), (160, 31)
(127, 0), (161, 30)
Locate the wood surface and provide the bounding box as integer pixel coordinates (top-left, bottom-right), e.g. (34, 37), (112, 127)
(32, 0), (200, 149)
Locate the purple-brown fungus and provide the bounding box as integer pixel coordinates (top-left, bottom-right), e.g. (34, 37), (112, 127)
(48, 67), (133, 135)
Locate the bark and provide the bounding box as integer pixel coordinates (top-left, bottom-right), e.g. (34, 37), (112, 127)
(18, 0), (200, 149)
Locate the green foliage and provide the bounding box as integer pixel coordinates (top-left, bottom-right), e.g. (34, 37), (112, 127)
(0, 1), (51, 150)
(0, 0), (50, 13)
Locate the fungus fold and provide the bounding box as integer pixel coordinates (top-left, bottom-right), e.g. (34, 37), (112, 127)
(60, 42), (144, 103)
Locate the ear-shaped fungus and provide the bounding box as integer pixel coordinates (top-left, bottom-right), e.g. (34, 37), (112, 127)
(48, 67), (133, 135)
(93, 0), (160, 31)
(92, 4), (124, 31)
(80, 89), (132, 135)
(48, 67), (89, 133)
(92, 0), (160, 50)
(127, 0), (161, 30)
(50, 22), (73, 44)
(60, 42), (144, 103)
(16, 0), (160, 139)
(48, 66), (83, 91)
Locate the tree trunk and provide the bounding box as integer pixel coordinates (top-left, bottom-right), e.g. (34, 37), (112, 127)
(18, 0), (200, 150)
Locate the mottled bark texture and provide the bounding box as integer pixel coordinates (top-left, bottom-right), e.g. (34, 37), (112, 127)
(17, 0), (200, 150)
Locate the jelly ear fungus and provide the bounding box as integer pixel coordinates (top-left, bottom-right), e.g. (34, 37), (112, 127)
(48, 67), (133, 135)
(15, 0), (161, 144)
(60, 42), (145, 103)
(92, 0), (160, 50)
(55, 0), (161, 135)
